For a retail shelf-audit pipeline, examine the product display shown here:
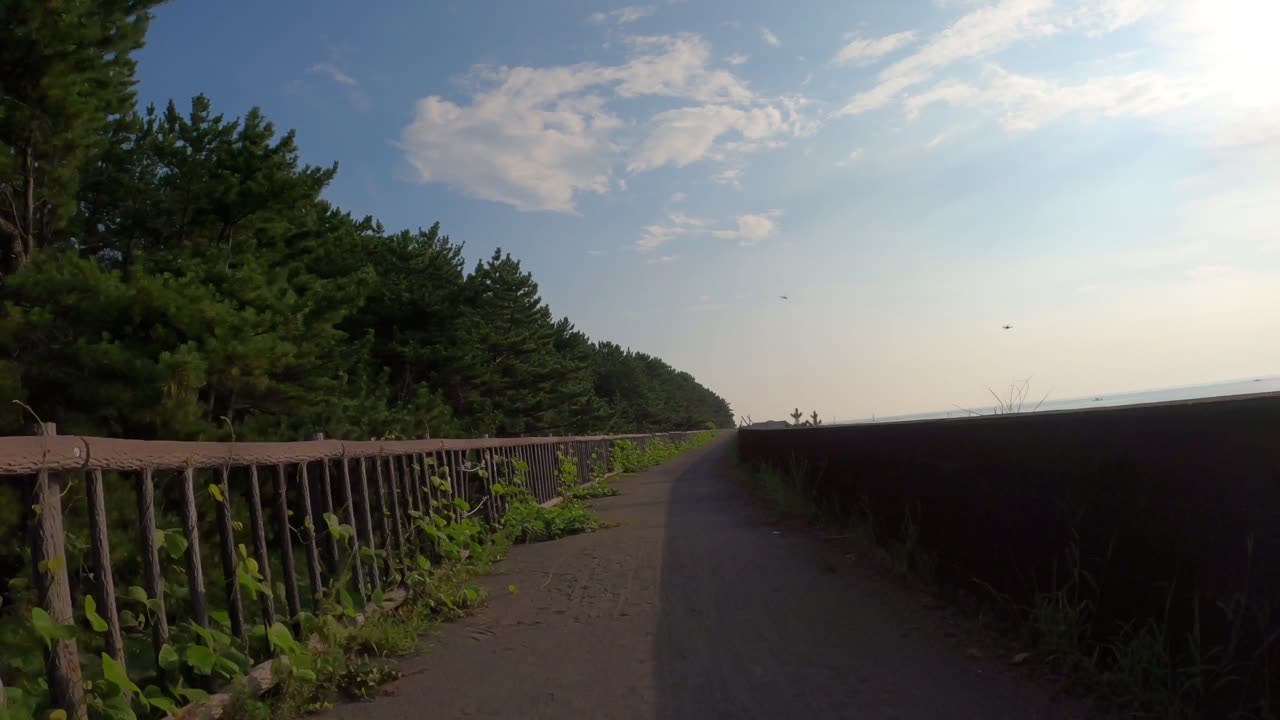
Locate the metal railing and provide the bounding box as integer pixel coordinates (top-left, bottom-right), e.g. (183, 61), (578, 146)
(0, 424), (700, 717)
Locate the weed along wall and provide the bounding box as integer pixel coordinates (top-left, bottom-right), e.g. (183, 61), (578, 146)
(737, 393), (1280, 714)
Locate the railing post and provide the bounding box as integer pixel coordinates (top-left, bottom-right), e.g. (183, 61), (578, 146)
(180, 466), (210, 630)
(371, 456), (389, 579)
(215, 466), (246, 642)
(85, 468), (125, 666)
(450, 450), (464, 508)
(297, 461), (325, 606)
(246, 465), (276, 631)
(412, 447), (428, 519)
(340, 456), (367, 604)
(309, 433), (340, 576)
(273, 464), (303, 631)
(399, 455), (419, 541)
(357, 457), (381, 591)
(30, 423), (86, 718)
(384, 454), (406, 572)
(136, 468), (169, 666)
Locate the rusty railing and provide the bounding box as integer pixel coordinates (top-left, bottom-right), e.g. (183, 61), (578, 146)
(0, 425), (701, 717)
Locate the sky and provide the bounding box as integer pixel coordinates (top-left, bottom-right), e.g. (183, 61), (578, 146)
(134, 0), (1280, 424)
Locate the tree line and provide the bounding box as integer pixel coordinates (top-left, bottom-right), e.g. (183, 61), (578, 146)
(0, 1), (734, 442)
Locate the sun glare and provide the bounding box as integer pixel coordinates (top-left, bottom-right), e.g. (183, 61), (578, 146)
(1182, 0), (1280, 109)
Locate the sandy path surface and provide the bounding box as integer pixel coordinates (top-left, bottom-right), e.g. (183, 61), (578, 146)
(320, 438), (1090, 719)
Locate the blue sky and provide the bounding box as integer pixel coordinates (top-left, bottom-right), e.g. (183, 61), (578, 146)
(136, 0), (1280, 423)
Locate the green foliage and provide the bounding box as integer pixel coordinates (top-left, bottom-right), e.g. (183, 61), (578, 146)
(0, 0), (160, 275)
(501, 498), (603, 544)
(556, 450), (579, 489)
(565, 482), (621, 500)
(610, 431), (717, 474)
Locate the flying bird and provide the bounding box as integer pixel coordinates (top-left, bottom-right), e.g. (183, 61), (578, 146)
(780, 295), (789, 300)
(1002, 324), (1014, 330)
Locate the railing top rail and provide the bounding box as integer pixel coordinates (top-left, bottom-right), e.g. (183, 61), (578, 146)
(0, 431), (693, 475)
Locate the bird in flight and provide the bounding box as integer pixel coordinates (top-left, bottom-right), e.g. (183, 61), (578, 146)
(1002, 324), (1014, 330)
(780, 295), (789, 300)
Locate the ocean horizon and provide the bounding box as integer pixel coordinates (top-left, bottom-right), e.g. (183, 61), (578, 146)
(838, 375), (1280, 426)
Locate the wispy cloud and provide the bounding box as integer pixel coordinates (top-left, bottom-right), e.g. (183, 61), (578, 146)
(835, 0), (1168, 119)
(647, 254), (680, 264)
(713, 167), (743, 186)
(310, 62), (357, 86)
(835, 147), (864, 166)
(636, 208), (782, 251)
(309, 62), (370, 111)
(627, 99), (814, 173)
(907, 64), (1196, 130)
(587, 249), (604, 255)
(761, 27), (781, 47)
(837, 0), (1060, 117)
(710, 209), (783, 245)
(401, 33), (811, 212)
(590, 5), (656, 25)
(831, 31), (917, 66)
(686, 295), (727, 311)
(925, 131), (954, 149)
(725, 53), (749, 65)
(668, 211), (711, 226)
(825, 0), (1255, 157)
(1186, 263), (1233, 280)
(637, 223), (690, 251)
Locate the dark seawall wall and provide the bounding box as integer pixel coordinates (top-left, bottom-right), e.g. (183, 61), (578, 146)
(738, 392), (1280, 692)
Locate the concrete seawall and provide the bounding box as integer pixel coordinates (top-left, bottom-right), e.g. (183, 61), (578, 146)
(738, 392), (1280, 708)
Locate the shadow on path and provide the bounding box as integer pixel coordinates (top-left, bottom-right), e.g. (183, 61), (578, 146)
(318, 437), (1088, 719)
(652, 439), (1086, 719)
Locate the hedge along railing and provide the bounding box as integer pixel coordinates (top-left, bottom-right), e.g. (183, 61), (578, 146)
(1, 425), (701, 718)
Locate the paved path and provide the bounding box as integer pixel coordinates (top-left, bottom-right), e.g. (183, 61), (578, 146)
(321, 438), (1090, 719)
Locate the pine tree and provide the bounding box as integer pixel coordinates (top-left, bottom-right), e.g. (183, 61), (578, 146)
(0, 0), (161, 275)
(458, 249), (562, 436)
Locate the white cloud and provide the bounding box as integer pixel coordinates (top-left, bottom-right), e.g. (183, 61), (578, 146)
(761, 27), (781, 47)
(590, 5), (656, 25)
(401, 33), (810, 212)
(726, 53), (750, 65)
(403, 91), (618, 212)
(669, 191), (688, 202)
(832, 31), (918, 66)
(587, 249), (604, 255)
(710, 210), (783, 244)
(647, 254), (680, 264)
